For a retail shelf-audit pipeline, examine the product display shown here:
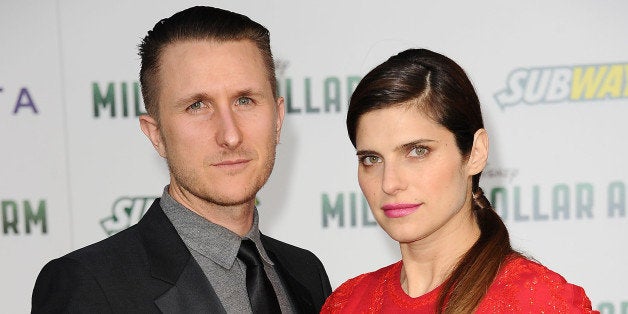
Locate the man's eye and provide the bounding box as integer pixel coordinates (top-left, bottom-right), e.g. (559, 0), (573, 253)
(409, 146), (429, 157)
(188, 101), (204, 111)
(360, 155), (381, 166)
(236, 97), (252, 106)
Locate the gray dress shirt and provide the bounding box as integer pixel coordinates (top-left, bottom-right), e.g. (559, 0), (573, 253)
(160, 188), (294, 313)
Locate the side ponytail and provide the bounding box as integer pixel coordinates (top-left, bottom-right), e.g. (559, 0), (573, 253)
(436, 187), (515, 313)
(472, 186), (491, 210)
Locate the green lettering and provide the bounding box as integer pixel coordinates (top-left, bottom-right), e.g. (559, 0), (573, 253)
(361, 195), (377, 226)
(282, 78), (299, 113)
(597, 302), (614, 314)
(304, 77), (319, 113)
(133, 82), (146, 116)
(576, 183), (594, 219)
(490, 187), (508, 220)
(322, 193), (344, 227)
(514, 186), (529, 221)
(532, 185), (549, 221)
(24, 199), (47, 234)
(346, 76), (361, 99)
(608, 181), (626, 218)
(552, 184), (570, 219)
(121, 82), (129, 117)
(349, 192), (357, 227)
(324, 77), (341, 113)
(2, 200), (19, 234)
(93, 82), (115, 118)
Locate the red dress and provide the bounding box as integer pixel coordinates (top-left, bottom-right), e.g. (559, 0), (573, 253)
(321, 255), (597, 313)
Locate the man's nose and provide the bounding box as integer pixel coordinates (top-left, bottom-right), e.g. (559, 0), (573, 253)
(215, 108), (243, 148)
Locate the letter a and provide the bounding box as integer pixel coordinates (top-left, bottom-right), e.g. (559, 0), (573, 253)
(13, 87), (39, 114)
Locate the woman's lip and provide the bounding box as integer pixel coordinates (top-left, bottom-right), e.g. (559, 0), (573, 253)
(382, 203), (421, 218)
(382, 203), (421, 210)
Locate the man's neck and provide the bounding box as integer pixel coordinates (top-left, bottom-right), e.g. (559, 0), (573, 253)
(167, 184), (255, 236)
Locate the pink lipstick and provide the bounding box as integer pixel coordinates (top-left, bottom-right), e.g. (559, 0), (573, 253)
(381, 203), (421, 218)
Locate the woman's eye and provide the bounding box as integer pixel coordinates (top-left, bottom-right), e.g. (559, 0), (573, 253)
(360, 155), (381, 166)
(409, 146), (429, 157)
(236, 97), (252, 106)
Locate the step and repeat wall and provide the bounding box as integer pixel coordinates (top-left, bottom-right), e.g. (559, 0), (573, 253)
(2, 0), (626, 312)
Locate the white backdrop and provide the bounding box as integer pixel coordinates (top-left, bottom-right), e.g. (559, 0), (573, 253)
(1, 1), (626, 312)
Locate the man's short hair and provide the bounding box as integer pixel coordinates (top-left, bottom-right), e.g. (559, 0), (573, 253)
(139, 6), (277, 118)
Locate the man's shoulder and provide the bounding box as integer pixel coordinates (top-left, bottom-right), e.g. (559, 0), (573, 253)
(31, 216), (177, 313)
(61, 198), (166, 264)
(36, 225), (145, 290)
(63, 224), (144, 264)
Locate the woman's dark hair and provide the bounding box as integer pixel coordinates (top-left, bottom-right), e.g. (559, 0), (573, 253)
(347, 48), (515, 313)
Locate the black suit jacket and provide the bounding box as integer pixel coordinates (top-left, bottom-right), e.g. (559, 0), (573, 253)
(31, 199), (332, 313)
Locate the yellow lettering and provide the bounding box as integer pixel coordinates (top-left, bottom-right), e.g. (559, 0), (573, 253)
(596, 64), (624, 99)
(624, 65), (628, 97)
(571, 66), (608, 100)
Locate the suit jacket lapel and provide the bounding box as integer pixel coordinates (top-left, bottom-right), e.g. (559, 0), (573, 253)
(263, 243), (316, 313)
(154, 257), (226, 313)
(138, 200), (225, 313)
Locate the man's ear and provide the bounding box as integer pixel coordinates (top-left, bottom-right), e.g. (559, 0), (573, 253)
(275, 96), (285, 144)
(468, 128), (489, 176)
(139, 114), (166, 158)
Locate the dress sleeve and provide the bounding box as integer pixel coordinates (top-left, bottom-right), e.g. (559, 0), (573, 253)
(515, 266), (598, 313)
(565, 284), (599, 313)
(482, 258), (599, 313)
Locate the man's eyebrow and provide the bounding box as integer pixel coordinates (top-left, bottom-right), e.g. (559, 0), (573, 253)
(236, 88), (270, 100)
(237, 88), (264, 96)
(174, 89), (268, 105)
(175, 92), (211, 106)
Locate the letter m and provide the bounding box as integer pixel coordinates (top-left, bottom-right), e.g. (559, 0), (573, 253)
(93, 82), (115, 117)
(322, 193), (344, 227)
(24, 200), (47, 234)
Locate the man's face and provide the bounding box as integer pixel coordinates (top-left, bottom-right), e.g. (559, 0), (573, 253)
(141, 39), (284, 208)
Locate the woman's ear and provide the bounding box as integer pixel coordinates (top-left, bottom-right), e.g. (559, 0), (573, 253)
(468, 128), (489, 175)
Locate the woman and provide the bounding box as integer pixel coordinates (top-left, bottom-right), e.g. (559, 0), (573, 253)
(321, 49), (597, 313)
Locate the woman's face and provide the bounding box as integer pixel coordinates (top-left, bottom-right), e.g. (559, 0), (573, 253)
(355, 103), (486, 244)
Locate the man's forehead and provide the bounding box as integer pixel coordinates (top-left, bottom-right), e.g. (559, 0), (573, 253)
(154, 39), (273, 104)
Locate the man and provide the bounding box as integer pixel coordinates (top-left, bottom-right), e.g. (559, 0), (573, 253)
(32, 6), (331, 313)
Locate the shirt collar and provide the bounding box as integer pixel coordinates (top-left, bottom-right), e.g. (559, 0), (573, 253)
(160, 186), (274, 268)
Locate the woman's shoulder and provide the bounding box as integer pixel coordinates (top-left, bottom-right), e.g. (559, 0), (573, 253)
(496, 255), (567, 283)
(479, 254), (597, 313)
(321, 261), (402, 313)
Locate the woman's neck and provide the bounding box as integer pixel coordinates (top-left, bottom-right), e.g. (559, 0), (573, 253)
(398, 208), (480, 297)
